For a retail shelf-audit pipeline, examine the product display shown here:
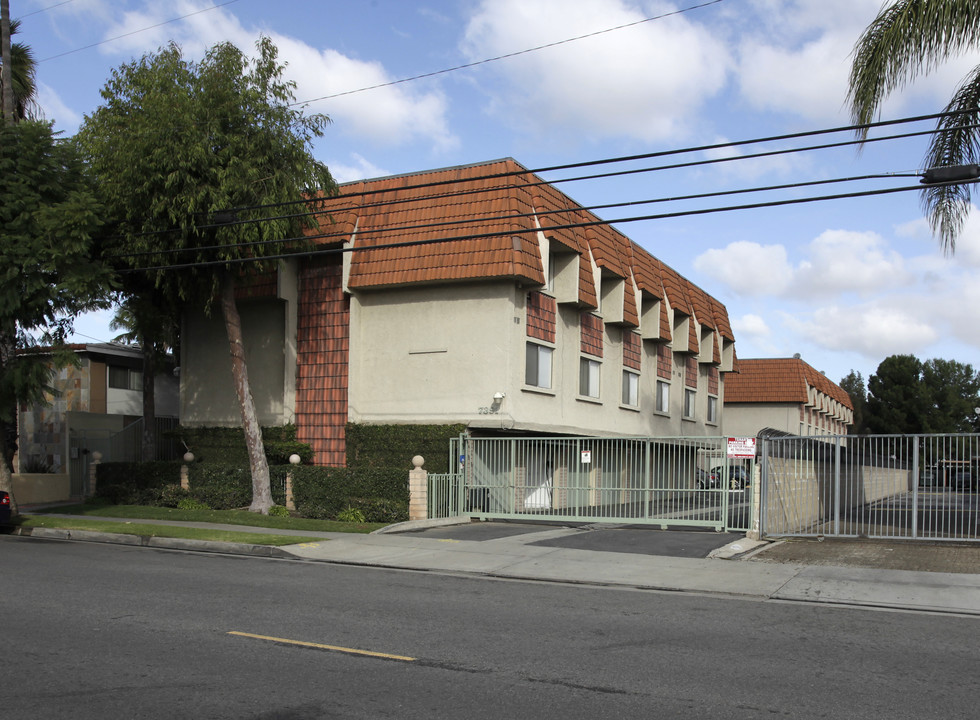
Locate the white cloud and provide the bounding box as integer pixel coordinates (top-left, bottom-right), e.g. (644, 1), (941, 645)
(732, 313), (770, 340)
(461, 0), (730, 144)
(788, 304), (939, 359)
(796, 229), (908, 297)
(37, 83), (83, 131)
(328, 154), (391, 184)
(693, 241), (793, 296)
(696, 229), (907, 299)
(95, 1), (457, 151)
(732, 0), (980, 124)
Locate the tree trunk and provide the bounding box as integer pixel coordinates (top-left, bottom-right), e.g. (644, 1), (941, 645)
(141, 347), (157, 462)
(2, 0), (15, 124)
(219, 271), (272, 514)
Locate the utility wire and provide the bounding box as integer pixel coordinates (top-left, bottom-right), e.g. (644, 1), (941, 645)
(110, 113), (971, 251)
(120, 179), (978, 274)
(291, 0), (726, 106)
(221, 110), (968, 218)
(38, 0), (244, 62)
(111, 171), (922, 261)
(17, 0), (75, 19)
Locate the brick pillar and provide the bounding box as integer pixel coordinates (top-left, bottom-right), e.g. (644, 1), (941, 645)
(408, 455), (427, 521)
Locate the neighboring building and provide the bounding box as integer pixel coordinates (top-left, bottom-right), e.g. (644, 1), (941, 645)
(180, 158), (737, 466)
(723, 357), (853, 438)
(17, 344), (179, 484)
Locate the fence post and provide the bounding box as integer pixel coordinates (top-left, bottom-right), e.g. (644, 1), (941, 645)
(181, 452), (194, 490)
(88, 451), (102, 498)
(409, 455), (428, 521)
(286, 454), (300, 511)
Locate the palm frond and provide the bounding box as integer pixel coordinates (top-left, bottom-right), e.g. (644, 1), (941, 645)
(921, 64), (980, 253)
(848, 0), (980, 136)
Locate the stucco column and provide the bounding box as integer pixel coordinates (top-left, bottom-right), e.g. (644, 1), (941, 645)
(408, 455), (427, 521)
(88, 451), (102, 498)
(181, 452), (194, 491)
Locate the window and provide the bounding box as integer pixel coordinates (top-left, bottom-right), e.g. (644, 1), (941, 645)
(656, 380), (670, 413)
(622, 370), (639, 407)
(108, 366), (142, 391)
(525, 343), (553, 389)
(580, 358), (600, 398)
(684, 388), (696, 419)
(707, 396), (718, 424)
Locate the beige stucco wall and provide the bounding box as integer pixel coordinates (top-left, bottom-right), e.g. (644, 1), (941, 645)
(349, 282), (725, 438)
(763, 456), (910, 535)
(12, 473), (71, 504)
(347, 282), (514, 425)
(181, 298), (289, 427)
(724, 403), (801, 438)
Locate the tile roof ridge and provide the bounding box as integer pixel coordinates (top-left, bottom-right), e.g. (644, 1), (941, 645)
(336, 157), (527, 188)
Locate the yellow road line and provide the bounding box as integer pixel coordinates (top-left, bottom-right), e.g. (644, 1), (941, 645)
(228, 631), (416, 662)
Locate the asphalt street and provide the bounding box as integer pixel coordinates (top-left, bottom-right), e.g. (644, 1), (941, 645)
(4, 535), (979, 720)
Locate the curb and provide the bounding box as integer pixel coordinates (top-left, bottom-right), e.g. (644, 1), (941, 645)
(8, 526), (293, 559)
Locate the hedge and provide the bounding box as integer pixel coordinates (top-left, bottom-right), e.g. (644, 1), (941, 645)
(169, 424), (314, 465)
(97, 422), (464, 523)
(345, 423), (465, 474)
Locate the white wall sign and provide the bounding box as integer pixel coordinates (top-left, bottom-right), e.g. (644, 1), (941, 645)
(581, 449), (592, 464)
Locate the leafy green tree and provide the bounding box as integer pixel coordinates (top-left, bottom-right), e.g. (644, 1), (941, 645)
(839, 370), (869, 434)
(848, 0), (980, 252)
(109, 291), (179, 462)
(0, 120), (110, 515)
(866, 354), (926, 434)
(76, 39), (336, 513)
(920, 357), (980, 433)
(866, 354), (980, 434)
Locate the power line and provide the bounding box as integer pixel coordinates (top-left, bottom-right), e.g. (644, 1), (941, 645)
(111, 112), (972, 253)
(17, 0), (75, 19)
(120, 179), (977, 274)
(221, 110), (967, 218)
(290, 0), (726, 107)
(111, 171), (922, 262)
(37, 0), (244, 63)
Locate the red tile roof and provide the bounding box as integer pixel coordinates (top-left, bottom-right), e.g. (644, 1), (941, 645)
(725, 358), (853, 409)
(309, 158), (729, 348)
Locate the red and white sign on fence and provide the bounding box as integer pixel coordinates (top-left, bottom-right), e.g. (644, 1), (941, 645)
(727, 437), (756, 459)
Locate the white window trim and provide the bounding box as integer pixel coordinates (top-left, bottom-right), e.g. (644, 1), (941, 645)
(579, 357), (601, 399)
(525, 342), (554, 390)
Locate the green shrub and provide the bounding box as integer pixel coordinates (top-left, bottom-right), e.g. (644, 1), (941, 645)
(345, 423), (465, 473)
(177, 497), (210, 511)
(159, 484), (190, 508)
(337, 505), (366, 523)
(268, 504), (290, 517)
(96, 461), (182, 504)
(348, 497), (408, 524)
(172, 424), (313, 465)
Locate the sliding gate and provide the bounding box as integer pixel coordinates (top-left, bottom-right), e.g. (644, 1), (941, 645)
(442, 435), (754, 533)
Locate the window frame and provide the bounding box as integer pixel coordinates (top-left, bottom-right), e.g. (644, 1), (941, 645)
(622, 370), (639, 407)
(656, 380), (670, 414)
(684, 388), (697, 419)
(525, 342), (554, 390)
(579, 357), (601, 399)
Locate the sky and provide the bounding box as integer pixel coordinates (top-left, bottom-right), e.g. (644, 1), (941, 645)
(15, 0), (980, 386)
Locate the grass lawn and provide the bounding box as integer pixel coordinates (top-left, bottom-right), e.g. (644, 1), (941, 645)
(27, 500), (388, 535)
(15, 515), (327, 546)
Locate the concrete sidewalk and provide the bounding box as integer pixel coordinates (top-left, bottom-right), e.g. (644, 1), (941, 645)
(12, 514), (980, 616)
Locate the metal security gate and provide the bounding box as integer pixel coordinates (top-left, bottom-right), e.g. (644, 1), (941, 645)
(760, 433), (980, 542)
(437, 435), (755, 533)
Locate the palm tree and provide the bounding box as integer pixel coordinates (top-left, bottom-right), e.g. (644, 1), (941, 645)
(0, 17), (39, 121)
(848, 0), (980, 253)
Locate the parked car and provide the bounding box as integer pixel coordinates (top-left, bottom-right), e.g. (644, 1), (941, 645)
(696, 465), (750, 490)
(0, 490), (11, 526)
